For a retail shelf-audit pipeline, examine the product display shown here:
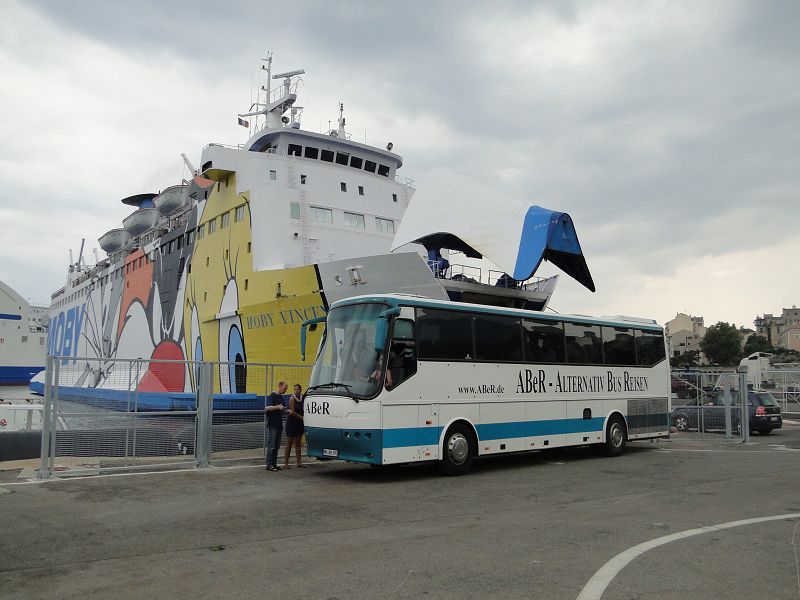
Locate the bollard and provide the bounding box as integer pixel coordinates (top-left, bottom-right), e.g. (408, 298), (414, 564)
(722, 386), (733, 440)
(738, 366), (749, 443)
(38, 356), (55, 480)
(195, 362), (213, 468)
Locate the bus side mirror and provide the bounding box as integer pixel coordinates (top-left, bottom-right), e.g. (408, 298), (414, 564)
(300, 316), (327, 361)
(375, 307), (401, 353)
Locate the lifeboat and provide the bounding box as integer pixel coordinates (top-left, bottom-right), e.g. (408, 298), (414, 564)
(98, 228), (131, 253)
(153, 184), (190, 215)
(122, 208), (161, 236)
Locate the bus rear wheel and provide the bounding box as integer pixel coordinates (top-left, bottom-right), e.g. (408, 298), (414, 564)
(438, 423), (475, 476)
(603, 415), (627, 457)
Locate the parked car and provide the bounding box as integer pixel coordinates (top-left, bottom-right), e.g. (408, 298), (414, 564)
(671, 391), (782, 435)
(671, 377), (692, 399)
(747, 391), (782, 435)
(671, 394), (741, 433)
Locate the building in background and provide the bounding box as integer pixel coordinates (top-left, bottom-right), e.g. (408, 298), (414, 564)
(754, 306), (800, 350)
(0, 280), (47, 385)
(665, 312), (707, 360)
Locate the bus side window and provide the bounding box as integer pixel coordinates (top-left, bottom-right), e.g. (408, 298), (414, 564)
(635, 329), (666, 366)
(388, 318), (417, 388)
(564, 322), (603, 365)
(523, 319), (565, 363)
(416, 308), (473, 360)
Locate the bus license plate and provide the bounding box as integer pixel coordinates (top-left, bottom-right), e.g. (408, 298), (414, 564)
(323, 448), (339, 457)
(771, 416), (778, 421)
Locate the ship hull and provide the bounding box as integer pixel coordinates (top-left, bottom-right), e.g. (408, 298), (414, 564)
(0, 366), (45, 386)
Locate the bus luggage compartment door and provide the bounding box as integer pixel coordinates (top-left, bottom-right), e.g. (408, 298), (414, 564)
(417, 404), (439, 460)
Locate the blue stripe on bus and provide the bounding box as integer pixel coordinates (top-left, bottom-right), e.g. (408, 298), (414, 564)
(0, 313), (23, 320)
(383, 426), (444, 448)
(475, 417), (605, 441)
(379, 417), (609, 448)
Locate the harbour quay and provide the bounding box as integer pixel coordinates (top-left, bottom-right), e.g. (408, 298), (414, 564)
(2, 425), (799, 600)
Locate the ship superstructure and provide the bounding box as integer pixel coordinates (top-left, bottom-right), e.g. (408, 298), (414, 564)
(0, 280), (47, 385)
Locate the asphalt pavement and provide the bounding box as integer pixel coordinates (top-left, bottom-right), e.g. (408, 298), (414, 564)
(1, 422), (799, 599)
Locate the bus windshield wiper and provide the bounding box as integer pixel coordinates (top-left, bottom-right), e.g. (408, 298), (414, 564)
(306, 382), (357, 401)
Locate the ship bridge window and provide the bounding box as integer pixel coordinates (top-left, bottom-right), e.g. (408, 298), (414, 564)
(376, 217), (394, 233)
(392, 193), (398, 203)
(340, 182), (347, 192)
(358, 186), (364, 196)
(320, 149), (334, 162)
(269, 170), (277, 181)
(304, 147), (319, 159)
(288, 144), (302, 157)
(344, 211), (365, 228)
(310, 206), (333, 223)
(290, 201), (301, 219)
(335, 152), (350, 166)
(378, 164), (390, 177)
(349, 156), (363, 169)
(364, 160), (377, 173)
(300, 174), (307, 185)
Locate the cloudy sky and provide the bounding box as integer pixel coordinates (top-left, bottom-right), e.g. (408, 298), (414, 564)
(1, 0), (797, 328)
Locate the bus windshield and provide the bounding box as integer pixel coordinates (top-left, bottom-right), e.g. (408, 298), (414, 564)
(308, 302), (388, 399)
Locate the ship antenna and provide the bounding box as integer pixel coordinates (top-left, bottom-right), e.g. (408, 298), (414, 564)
(260, 52), (273, 130)
(77, 238), (86, 272)
(338, 102), (346, 137)
(181, 153), (199, 176)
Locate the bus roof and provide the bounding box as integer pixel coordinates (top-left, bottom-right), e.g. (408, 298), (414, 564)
(328, 294), (663, 331)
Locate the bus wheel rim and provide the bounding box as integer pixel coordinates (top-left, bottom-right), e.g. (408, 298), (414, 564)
(610, 423), (623, 448)
(448, 433), (469, 464)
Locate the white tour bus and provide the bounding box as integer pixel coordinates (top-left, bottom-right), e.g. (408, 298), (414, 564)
(301, 294), (670, 475)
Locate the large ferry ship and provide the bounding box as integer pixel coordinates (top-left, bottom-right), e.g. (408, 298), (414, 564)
(0, 280), (47, 385)
(42, 57), (593, 409)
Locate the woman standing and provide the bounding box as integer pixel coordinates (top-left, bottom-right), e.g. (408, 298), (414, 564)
(283, 384), (306, 469)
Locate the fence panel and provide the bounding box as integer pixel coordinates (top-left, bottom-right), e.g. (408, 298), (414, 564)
(207, 363), (313, 465)
(40, 357), (200, 476)
(38, 357), (313, 476)
(763, 369), (800, 412)
(670, 369), (744, 441)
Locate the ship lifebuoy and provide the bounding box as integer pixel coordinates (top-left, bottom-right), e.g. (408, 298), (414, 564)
(0, 418), (7, 427)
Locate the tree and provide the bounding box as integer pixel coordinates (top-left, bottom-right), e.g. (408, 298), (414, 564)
(772, 347), (800, 364)
(700, 322), (742, 366)
(672, 350), (700, 368)
(742, 334), (774, 358)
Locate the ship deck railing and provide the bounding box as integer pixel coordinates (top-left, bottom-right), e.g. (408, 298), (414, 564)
(428, 260), (545, 290)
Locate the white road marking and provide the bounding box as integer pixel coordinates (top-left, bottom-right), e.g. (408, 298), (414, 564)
(576, 513), (800, 600)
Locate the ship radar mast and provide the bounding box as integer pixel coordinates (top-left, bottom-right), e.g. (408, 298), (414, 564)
(238, 53), (305, 132)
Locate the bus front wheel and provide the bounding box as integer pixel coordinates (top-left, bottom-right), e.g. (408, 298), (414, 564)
(603, 415), (627, 457)
(438, 423), (476, 476)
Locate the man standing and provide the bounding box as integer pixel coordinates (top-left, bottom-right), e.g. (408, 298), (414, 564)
(265, 381), (287, 471)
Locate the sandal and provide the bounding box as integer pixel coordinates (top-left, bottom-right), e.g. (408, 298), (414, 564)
(267, 466), (280, 472)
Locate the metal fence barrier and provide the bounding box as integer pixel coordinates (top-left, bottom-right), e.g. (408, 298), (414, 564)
(38, 356), (312, 478)
(669, 367), (791, 442)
